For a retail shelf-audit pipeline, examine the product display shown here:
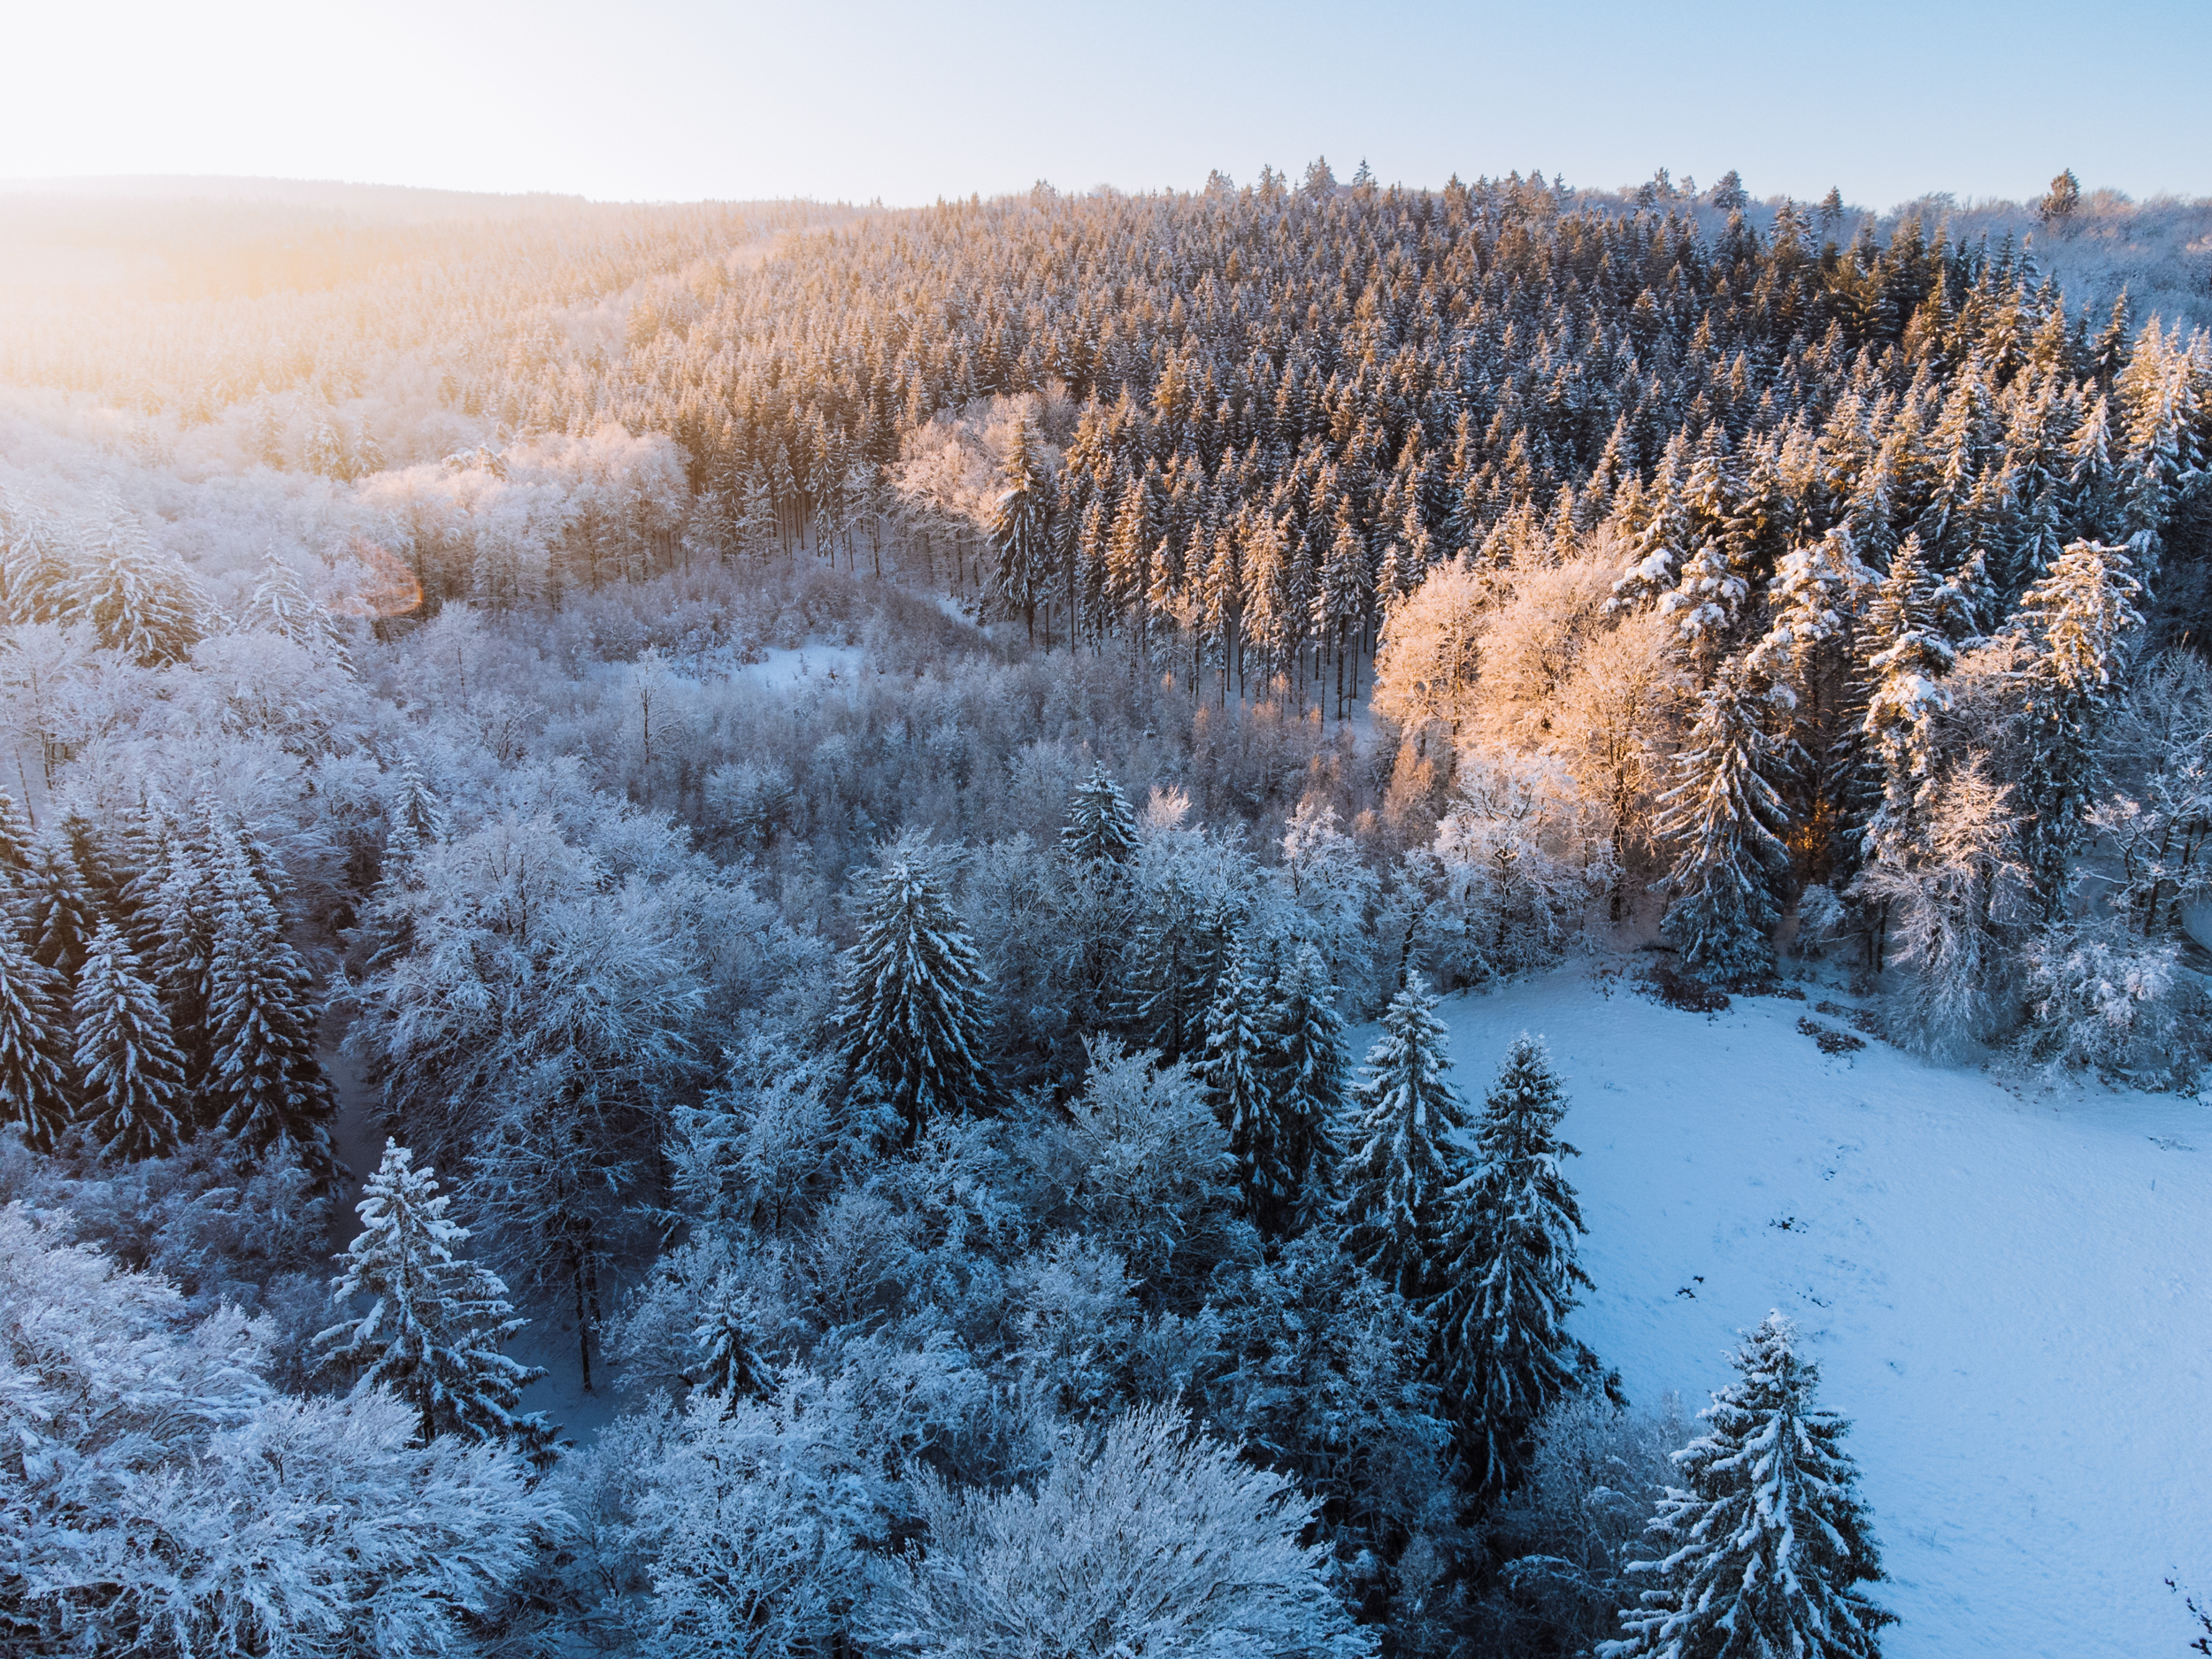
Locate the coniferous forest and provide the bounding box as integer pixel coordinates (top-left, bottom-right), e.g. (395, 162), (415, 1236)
(1, 163), (2209, 1656)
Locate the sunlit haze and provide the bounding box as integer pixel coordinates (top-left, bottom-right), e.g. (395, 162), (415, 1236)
(10, 0), (2211, 207)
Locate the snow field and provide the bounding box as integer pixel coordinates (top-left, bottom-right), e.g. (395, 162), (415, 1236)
(1425, 964), (2212, 1658)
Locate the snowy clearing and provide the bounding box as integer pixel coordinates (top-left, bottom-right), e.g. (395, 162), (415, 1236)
(735, 643), (868, 688)
(1425, 964), (2212, 1657)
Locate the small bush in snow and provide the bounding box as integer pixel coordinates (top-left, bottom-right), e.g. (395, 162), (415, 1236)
(2021, 921), (2210, 1090)
(865, 1404), (1372, 1659)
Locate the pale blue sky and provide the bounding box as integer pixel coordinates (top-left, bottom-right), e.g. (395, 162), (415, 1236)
(10, 0), (2208, 210)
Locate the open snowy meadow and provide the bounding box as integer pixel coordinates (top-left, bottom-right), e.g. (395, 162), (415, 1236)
(1429, 964), (2212, 1657)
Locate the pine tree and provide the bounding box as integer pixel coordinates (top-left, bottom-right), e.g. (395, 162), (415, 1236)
(1657, 659), (1793, 986)
(1202, 943), (1279, 1220)
(0, 486), (78, 626)
(1605, 1313), (1892, 1659)
(1340, 974), (1471, 1299)
(69, 505), (204, 666)
(0, 917), (73, 1152)
(835, 837), (993, 1148)
(1061, 761), (1141, 868)
(21, 832), (97, 980)
(0, 792), (33, 878)
(242, 545), (346, 659)
(139, 807), (226, 1087)
(315, 1139), (549, 1448)
(691, 1281), (768, 1401)
(204, 854), (337, 1174)
(1857, 535), (1955, 868)
(70, 921), (186, 1163)
(989, 419), (1052, 642)
(2011, 540), (2145, 917)
(1120, 875), (1229, 1064)
(1433, 1034), (1601, 1499)
(1264, 942), (1347, 1234)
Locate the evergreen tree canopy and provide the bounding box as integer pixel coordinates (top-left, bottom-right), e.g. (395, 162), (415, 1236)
(0, 917), (73, 1153)
(1061, 762), (1141, 867)
(1658, 659), (1793, 985)
(68, 506), (204, 666)
(2010, 540), (2144, 913)
(71, 921), (187, 1163)
(316, 1139), (549, 1448)
(1263, 942), (1348, 1235)
(1434, 1033), (1601, 1499)
(836, 838), (993, 1147)
(1201, 942), (1279, 1221)
(204, 856), (337, 1175)
(1607, 1313), (1893, 1659)
(1340, 974), (1471, 1299)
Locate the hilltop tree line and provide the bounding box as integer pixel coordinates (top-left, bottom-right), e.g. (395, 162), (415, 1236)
(4, 161), (2207, 1656)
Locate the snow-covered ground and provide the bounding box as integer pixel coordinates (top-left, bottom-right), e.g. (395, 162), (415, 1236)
(736, 643), (866, 688)
(1423, 964), (2212, 1657)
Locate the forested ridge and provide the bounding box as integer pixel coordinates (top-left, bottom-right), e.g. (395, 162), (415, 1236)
(0, 165), (2208, 1655)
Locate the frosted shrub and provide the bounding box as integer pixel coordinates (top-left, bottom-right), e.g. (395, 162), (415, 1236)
(866, 1404), (1372, 1659)
(1420, 746), (1615, 987)
(2021, 921), (2209, 1089)
(1025, 1040), (1239, 1296)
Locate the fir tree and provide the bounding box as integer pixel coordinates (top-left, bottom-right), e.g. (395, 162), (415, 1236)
(1606, 1313), (1893, 1659)
(315, 1139), (550, 1448)
(70, 921), (186, 1163)
(691, 1281), (768, 1402)
(0, 791), (33, 878)
(835, 837), (993, 1148)
(1340, 974), (1471, 1299)
(0, 917), (73, 1152)
(1061, 762), (1140, 867)
(1201, 942), (1279, 1221)
(1433, 1033), (1601, 1499)
(21, 831), (98, 980)
(2011, 540), (2144, 917)
(0, 486), (78, 627)
(243, 545), (348, 661)
(1120, 874), (1230, 1064)
(204, 857), (338, 1175)
(989, 419), (1053, 642)
(1857, 535), (1955, 868)
(1657, 659), (1793, 986)
(69, 505), (204, 666)
(1264, 942), (1348, 1234)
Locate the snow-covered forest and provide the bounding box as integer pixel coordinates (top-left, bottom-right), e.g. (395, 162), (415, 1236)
(2, 163), (2208, 1656)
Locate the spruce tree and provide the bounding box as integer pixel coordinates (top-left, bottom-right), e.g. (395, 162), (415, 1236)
(1857, 536), (1956, 866)
(71, 921), (186, 1163)
(989, 419), (1052, 642)
(0, 917), (73, 1152)
(204, 857), (337, 1175)
(1264, 942), (1348, 1234)
(1119, 875), (1229, 1064)
(1340, 974), (1471, 1299)
(1433, 1033), (1601, 1499)
(68, 505), (204, 666)
(0, 486), (79, 627)
(1606, 1313), (1892, 1659)
(1657, 658), (1793, 986)
(1201, 942), (1279, 1220)
(692, 1283), (768, 1401)
(242, 545), (346, 659)
(1060, 762), (1140, 867)
(139, 809), (225, 1088)
(22, 832), (97, 980)
(836, 838), (993, 1147)
(315, 1139), (549, 1448)
(2010, 540), (2144, 917)
(0, 791), (33, 877)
